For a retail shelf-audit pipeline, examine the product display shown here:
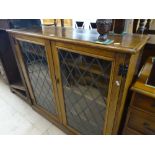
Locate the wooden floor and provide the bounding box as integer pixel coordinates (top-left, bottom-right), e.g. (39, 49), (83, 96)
(0, 78), (65, 135)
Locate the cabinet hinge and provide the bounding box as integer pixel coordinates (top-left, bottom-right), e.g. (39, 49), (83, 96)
(118, 64), (128, 77)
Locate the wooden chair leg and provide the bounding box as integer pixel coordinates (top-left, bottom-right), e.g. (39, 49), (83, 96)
(61, 19), (64, 27)
(54, 19), (57, 26)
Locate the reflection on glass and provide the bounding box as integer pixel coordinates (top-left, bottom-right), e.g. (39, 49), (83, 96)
(19, 41), (57, 115)
(58, 49), (111, 134)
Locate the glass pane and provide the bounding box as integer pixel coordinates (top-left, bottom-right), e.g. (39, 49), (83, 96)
(19, 41), (57, 115)
(58, 49), (112, 134)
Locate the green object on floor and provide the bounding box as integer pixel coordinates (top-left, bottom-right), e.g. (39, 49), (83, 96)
(95, 39), (114, 45)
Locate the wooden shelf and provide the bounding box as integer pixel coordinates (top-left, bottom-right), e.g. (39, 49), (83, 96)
(62, 59), (110, 78)
(10, 81), (26, 91)
(74, 74), (109, 90)
(11, 87), (27, 101)
(64, 85), (107, 106)
(25, 48), (45, 57)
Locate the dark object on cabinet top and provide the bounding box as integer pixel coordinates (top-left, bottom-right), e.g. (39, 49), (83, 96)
(7, 26), (150, 54)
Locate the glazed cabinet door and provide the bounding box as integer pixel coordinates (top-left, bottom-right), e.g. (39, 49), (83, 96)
(53, 42), (125, 134)
(12, 35), (61, 122)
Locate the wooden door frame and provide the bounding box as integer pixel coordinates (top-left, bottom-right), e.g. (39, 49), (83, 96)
(11, 34), (62, 122)
(104, 53), (125, 134)
(52, 41), (125, 134)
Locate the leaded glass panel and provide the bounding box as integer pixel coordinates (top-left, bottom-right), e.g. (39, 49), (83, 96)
(58, 49), (112, 134)
(19, 41), (57, 115)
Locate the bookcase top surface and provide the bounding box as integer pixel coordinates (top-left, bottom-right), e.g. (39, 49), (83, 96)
(7, 26), (150, 54)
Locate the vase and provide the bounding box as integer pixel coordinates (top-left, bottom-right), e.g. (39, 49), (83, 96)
(96, 19), (112, 41)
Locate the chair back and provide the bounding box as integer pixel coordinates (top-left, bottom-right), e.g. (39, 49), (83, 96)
(75, 21), (84, 29)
